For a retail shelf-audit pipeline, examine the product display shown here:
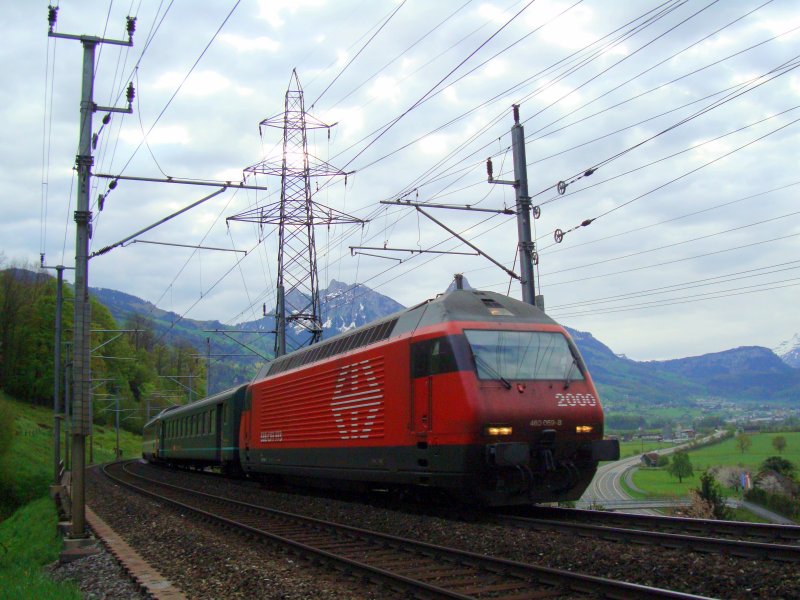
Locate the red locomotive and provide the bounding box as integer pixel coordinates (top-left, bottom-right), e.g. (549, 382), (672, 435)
(144, 289), (618, 506)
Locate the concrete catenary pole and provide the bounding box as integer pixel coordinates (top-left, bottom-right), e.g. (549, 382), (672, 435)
(510, 105), (536, 306)
(49, 9), (134, 538)
(39, 260), (71, 485)
(53, 265), (64, 483)
(69, 36), (96, 539)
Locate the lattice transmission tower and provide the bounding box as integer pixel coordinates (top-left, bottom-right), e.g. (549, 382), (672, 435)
(227, 70), (361, 357)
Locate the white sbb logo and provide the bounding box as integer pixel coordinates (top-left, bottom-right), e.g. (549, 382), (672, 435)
(331, 359), (382, 440)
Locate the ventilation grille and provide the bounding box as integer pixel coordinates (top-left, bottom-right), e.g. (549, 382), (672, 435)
(267, 318), (398, 376)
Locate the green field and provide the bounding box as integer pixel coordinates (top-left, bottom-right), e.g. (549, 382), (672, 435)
(618, 439), (676, 459)
(631, 432), (800, 498)
(0, 392), (142, 598)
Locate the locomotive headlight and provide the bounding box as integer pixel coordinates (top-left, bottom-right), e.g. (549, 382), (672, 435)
(576, 425), (593, 434)
(485, 425), (513, 436)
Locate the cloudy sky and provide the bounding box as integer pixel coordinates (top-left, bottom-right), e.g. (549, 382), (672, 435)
(3, 0), (799, 361)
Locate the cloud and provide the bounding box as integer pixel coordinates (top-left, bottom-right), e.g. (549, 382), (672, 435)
(367, 75), (401, 104)
(219, 33), (280, 53)
(256, 0), (326, 28)
(119, 125), (191, 146)
(151, 70), (239, 97)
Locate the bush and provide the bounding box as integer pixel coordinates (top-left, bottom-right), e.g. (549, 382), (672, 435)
(696, 471), (731, 520)
(656, 455), (669, 467)
(761, 456), (796, 478)
(745, 487), (800, 520)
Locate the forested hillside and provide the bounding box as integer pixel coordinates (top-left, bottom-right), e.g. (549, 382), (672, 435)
(0, 264), (205, 433)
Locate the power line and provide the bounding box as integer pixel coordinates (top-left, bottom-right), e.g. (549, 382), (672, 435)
(325, 0), (476, 111)
(541, 232), (800, 288)
(552, 260), (800, 310)
(548, 279), (800, 319)
(544, 181), (800, 257)
(397, 6), (796, 205)
(547, 210), (800, 278)
(335, 0), (537, 174)
(112, 1), (240, 178)
(310, 0), (407, 109)
(533, 54), (800, 202)
(541, 113), (800, 248)
(536, 106), (800, 218)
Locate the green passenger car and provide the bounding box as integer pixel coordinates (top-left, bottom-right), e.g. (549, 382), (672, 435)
(142, 384), (248, 473)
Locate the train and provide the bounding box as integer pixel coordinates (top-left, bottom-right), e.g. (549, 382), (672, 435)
(142, 288), (619, 506)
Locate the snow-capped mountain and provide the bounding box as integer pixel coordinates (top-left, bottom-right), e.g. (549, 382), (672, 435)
(774, 333), (800, 368)
(319, 279), (404, 334)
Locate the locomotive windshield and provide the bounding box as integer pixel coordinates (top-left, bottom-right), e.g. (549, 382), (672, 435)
(464, 330), (584, 382)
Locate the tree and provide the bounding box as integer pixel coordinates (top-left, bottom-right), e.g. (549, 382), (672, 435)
(772, 435), (787, 455)
(667, 450), (693, 483)
(761, 456), (796, 478)
(735, 432), (752, 455)
(695, 471), (731, 520)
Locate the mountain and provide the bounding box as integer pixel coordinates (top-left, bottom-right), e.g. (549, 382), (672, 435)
(645, 346), (800, 405)
(317, 280), (405, 333)
(569, 327), (800, 406)
(774, 333), (800, 368)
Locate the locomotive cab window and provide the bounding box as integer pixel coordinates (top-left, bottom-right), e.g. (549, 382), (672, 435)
(411, 336), (460, 378)
(464, 329), (585, 382)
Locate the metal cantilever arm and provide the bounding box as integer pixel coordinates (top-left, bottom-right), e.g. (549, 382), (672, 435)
(415, 207), (520, 281)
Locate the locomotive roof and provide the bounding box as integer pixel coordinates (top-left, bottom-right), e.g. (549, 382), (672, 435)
(394, 289), (556, 335)
(257, 289), (557, 379)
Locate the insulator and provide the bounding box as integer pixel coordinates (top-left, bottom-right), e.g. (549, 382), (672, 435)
(98, 194), (105, 212)
(48, 6), (58, 30)
(126, 16), (137, 37)
(554, 229), (564, 243)
(109, 179), (118, 190)
(486, 157), (494, 180)
(557, 181), (567, 195)
(102, 114), (111, 125)
(584, 168), (596, 177)
(581, 218), (594, 227)
(532, 251), (539, 265)
(126, 82), (135, 103)
(533, 205), (541, 219)
(92, 133), (98, 150)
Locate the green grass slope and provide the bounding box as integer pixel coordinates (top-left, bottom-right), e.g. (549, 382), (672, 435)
(0, 392), (143, 598)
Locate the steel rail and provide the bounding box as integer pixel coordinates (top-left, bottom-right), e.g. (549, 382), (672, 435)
(104, 461), (710, 600)
(492, 512), (800, 562)
(516, 506), (800, 544)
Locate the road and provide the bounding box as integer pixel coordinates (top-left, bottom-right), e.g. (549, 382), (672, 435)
(578, 432), (727, 512)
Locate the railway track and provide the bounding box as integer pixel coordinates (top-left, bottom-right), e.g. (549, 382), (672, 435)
(492, 506), (800, 562)
(104, 461), (709, 600)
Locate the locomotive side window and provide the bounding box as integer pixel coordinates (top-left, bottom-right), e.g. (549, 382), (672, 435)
(411, 336), (459, 378)
(464, 330), (585, 382)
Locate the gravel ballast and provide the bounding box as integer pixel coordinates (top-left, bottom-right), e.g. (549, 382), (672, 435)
(47, 549), (147, 600)
(87, 462), (800, 599)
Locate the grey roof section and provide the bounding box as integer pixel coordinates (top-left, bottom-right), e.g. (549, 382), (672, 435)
(146, 384), (249, 425)
(394, 289), (557, 336)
